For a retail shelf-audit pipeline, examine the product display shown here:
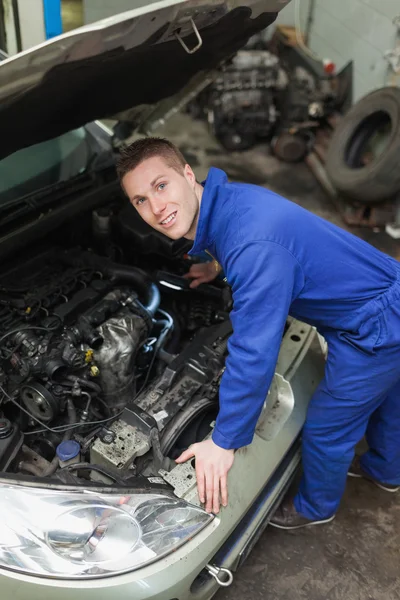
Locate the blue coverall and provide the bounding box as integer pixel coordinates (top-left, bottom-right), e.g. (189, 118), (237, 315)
(188, 167), (400, 520)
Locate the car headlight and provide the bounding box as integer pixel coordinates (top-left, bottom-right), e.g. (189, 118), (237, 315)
(0, 484), (213, 578)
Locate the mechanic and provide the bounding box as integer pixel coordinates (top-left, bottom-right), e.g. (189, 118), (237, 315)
(117, 137), (400, 530)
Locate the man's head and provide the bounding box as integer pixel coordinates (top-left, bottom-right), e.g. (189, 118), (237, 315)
(117, 137), (202, 240)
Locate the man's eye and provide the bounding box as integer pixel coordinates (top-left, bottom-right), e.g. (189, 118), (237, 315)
(158, 183), (166, 191)
(136, 198), (145, 206)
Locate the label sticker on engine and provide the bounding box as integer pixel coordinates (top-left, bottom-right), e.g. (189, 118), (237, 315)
(148, 477), (167, 484)
(153, 410), (168, 422)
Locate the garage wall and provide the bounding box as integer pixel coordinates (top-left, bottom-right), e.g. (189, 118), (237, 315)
(273, 0), (309, 30)
(277, 0), (400, 102)
(18, 0), (46, 48)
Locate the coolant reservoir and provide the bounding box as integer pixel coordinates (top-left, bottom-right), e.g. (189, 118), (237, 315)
(56, 440), (81, 468)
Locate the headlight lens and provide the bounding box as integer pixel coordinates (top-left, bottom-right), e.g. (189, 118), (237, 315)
(0, 485), (213, 578)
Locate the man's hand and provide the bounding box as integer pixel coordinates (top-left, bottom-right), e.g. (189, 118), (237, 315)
(183, 261), (221, 289)
(176, 439), (235, 513)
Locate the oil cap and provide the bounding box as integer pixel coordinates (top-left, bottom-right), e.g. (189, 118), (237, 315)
(56, 440), (81, 462)
(0, 418), (12, 438)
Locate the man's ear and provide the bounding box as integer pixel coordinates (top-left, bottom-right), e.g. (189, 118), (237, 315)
(184, 163), (196, 188)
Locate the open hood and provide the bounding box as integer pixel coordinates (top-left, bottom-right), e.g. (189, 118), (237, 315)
(0, 0), (290, 160)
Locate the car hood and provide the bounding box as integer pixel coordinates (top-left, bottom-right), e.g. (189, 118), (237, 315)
(0, 0), (288, 160)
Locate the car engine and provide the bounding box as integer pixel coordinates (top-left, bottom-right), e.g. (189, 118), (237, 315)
(204, 50), (288, 151)
(0, 212), (232, 486)
(189, 45), (341, 156)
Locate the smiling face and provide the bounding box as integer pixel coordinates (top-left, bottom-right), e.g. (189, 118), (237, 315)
(122, 156), (201, 240)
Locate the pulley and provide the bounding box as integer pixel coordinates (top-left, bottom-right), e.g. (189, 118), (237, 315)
(20, 382), (59, 423)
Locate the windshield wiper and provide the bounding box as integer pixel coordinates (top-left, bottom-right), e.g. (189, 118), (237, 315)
(0, 173), (94, 229)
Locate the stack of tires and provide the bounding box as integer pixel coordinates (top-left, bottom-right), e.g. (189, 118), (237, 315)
(325, 87), (400, 204)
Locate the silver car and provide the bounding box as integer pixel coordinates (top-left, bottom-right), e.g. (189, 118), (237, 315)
(0, 1), (324, 598)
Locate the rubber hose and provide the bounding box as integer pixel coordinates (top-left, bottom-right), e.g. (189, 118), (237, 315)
(66, 376), (102, 395)
(144, 284), (161, 318)
(63, 253), (160, 316)
(108, 267), (160, 316)
(19, 462), (44, 477)
(163, 310), (181, 353)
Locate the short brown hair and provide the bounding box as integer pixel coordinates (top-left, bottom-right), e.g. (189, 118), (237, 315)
(116, 137), (187, 182)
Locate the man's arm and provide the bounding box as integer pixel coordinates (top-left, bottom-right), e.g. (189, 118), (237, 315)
(183, 260), (221, 288)
(176, 241), (305, 512)
(213, 240), (305, 448)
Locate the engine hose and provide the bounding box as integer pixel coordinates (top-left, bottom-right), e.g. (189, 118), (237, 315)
(66, 376), (102, 395)
(104, 266), (160, 317)
(66, 397), (77, 432)
(144, 284), (161, 318)
(162, 309), (181, 353)
(18, 462), (44, 477)
(42, 398), (76, 477)
(157, 309), (174, 330)
(158, 348), (176, 365)
(124, 280), (160, 318)
(154, 310), (174, 354)
(65, 253), (160, 317)
(103, 263), (149, 293)
(133, 311), (175, 399)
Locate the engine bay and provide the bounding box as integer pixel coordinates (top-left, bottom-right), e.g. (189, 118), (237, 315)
(0, 198), (233, 487)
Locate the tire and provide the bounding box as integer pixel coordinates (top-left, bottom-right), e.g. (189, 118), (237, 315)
(325, 87), (400, 203)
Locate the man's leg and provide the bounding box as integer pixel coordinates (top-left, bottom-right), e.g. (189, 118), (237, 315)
(293, 381), (385, 521)
(359, 377), (400, 486)
(271, 327), (400, 528)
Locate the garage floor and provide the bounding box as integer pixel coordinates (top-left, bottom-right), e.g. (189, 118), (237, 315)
(154, 113), (400, 600)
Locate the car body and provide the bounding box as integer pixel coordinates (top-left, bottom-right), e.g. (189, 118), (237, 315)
(0, 2), (325, 599)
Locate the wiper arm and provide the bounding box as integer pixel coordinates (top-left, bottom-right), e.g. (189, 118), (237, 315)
(0, 173), (93, 228)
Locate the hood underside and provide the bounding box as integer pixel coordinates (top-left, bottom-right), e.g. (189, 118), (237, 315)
(0, 0), (288, 160)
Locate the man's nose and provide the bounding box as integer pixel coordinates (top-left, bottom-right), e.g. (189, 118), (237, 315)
(149, 196), (167, 216)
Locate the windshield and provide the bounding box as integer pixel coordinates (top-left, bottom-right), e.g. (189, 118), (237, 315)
(0, 127), (90, 204)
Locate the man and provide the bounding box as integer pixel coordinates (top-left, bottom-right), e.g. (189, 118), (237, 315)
(117, 137), (400, 529)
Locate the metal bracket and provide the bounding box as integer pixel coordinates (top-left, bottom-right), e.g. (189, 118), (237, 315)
(174, 18), (203, 54)
(205, 564), (233, 587)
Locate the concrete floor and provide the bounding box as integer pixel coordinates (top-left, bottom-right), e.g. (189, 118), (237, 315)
(154, 113), (400, 600)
